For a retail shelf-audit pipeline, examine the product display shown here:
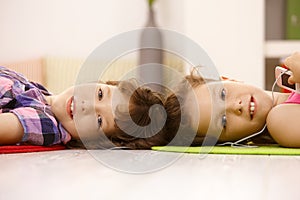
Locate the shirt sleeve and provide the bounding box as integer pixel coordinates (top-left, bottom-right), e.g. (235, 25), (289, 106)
(0, 77), (15, 107)
(10, 107), (64, 146)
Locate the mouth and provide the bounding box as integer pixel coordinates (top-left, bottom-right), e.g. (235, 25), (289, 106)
(249, 96), (256, 120)
(67, 96), (74, 119)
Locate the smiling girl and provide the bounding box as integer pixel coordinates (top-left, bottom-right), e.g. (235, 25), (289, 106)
(0, 66), (170, 149)
(165, 52), (300, 148)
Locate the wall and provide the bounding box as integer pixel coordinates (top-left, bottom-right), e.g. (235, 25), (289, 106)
(0, 0), (264, 87)
(0, 0), (144, 62)
(184, 0), (264, 87)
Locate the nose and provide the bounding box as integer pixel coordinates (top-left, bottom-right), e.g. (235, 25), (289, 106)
(80, 100), (94, 113)
(79, 99), (111, 115)
(226, 99), (243, 115)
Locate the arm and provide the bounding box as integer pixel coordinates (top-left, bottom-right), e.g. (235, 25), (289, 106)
(266, 104), (300, 147)
(0, 113), (24, 145)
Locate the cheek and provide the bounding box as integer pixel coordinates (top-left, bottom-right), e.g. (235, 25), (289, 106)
(60, 120), (78, 138)
(225, 117), (265, 140)
(231, 123), (261, 134)
(74, 116), (99, 137)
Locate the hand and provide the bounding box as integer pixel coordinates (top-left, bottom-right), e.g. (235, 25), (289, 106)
(284, 52), (300, 84)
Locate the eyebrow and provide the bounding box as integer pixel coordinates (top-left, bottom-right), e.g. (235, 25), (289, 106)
(104, 85), (113, 133)
(107, 85), (111, 99)
(211, 84), (220, 101)
(206, 82), (221, 107)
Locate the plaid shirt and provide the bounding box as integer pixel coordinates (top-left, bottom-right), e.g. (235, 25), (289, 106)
(0, 66), (71, 145)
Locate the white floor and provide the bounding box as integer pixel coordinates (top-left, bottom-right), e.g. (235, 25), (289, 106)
(1, 149), (300, 200)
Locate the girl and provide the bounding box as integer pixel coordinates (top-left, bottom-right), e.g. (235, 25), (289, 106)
(0, 66), (170, 149)
(164, 52), (300, 148)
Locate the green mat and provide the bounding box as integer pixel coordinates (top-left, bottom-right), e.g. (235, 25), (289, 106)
(151, 145), (300, 155)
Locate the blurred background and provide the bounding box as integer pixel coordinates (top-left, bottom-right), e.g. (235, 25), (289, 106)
(0, 0), (299, 92)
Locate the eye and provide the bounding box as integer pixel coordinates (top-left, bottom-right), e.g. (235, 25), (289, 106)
(97, 116), (102, 128)
(98, 88), (103, 101)
(221, 114), (227, 128)
(221, 88), (226, 100)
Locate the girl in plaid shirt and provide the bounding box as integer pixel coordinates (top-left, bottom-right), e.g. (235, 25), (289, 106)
(0, 66), (170, 149)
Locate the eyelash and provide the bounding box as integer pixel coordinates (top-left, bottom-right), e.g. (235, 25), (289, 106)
(221, 115), (227, 128)
(97, 116), (102, 128)
(98, 88), (103, 100)
(221, 88), (226, 128)
(221, 88), (226, 100)
(97, 88), (103, 127)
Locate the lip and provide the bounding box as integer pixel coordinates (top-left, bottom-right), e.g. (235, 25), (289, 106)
(66, 96), (74, 119)
(249, 96), (256, 120)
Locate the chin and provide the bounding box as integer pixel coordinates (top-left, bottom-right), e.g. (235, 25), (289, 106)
(61, 122), (78, 138)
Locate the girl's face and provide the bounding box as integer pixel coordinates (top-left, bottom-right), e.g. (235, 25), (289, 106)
(188, 81), (273, 142)
(49, 83), (120, 140)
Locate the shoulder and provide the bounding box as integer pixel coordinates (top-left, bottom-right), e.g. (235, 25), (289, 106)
(267, 104), (300, 147)
(11, 107), (61, 145)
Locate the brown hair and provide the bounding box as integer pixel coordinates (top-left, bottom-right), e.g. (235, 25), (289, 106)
(67, 79), (172, 149)
(163, 72), (217, 146)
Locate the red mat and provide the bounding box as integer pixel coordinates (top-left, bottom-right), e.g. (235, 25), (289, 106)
(0, 144), (66, 154)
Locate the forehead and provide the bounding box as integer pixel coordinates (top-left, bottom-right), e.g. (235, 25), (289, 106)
(196, 81), (224, 98)
(188, 81), (225, 135)
(185, 80), (225, 115)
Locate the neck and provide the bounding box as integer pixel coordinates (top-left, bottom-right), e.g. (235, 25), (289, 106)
(44, 95), (54, 106)
(265, 91), (289, 106)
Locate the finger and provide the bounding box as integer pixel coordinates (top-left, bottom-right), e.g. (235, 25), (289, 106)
(284, 57), (292, 70)
(288, 75), (296, 85)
